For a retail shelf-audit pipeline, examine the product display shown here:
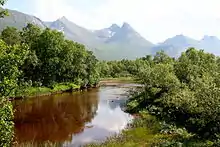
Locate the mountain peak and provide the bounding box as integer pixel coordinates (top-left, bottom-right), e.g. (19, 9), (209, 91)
(174, 34), (186, 38)
(108, 23), (120, 33)
(58, 16), (69, 22)
(168, 34), (196, 42)
(109, 23), (120, 29)
(202, 35), (219, 41)
(121, 22), (133, 30)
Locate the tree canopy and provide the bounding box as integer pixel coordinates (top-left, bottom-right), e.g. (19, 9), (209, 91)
(126, 48), (220, 141)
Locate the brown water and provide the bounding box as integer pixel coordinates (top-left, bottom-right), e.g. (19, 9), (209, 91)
(13, 83), (134, 147)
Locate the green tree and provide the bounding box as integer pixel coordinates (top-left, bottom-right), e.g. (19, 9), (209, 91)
(19, 25), (100, 87)
(0, 40), (28, 146)
(0, 0), (8, 18)
(0, 1), (16, 146)
(153, 50), (174, 64)
(126, 48), (220, 140)
(1, 26), (21, 45)
(20, 23), (41, 46)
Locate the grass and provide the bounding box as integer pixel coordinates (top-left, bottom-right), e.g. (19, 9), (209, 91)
(13, 82), (80, 98)
(13, 141), (61, 147)
(50, 82), (80, 93)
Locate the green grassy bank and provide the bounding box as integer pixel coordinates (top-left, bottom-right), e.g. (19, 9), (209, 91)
(10, 83), (80, 100)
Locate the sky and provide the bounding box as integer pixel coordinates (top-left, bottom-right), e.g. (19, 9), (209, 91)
(4, 0), (220, 43)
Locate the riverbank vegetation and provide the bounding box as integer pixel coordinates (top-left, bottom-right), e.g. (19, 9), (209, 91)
(125, 48), (220, 146)
(0, 1), (15, 146)
(1, 23), (99, 98)
(12, 82), (80, 99)
(88, 112), (213, 147)
(98, 58), (149, 78)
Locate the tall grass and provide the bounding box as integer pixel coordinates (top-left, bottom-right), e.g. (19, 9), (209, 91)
(13, 82), (80, 98)
(14, 141), (62, 147)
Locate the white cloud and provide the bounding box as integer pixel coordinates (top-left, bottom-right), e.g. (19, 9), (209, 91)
(28, 0), (220, 43)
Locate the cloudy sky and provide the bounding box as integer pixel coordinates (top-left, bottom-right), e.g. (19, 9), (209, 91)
(4, 0), (220, 43)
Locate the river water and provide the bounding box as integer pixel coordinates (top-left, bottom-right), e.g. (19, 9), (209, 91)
(13, 83), (136, 146)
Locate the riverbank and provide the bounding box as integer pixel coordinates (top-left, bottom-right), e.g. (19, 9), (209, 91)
(10, 82), (82, 100)
(99, 77), (138, 85)
(10, 78), (137, 100)
(87, 112), (213, 147)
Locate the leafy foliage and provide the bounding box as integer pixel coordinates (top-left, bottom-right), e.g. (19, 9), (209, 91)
(98, 57), (150, 78)
(1, 26), (21, 45)
(0, 24), (99, 89)
(126, 48), (220, 141)
(0, 1), (14, 146)
(0, 98), (13, 147)
(0, 0), (8, 18)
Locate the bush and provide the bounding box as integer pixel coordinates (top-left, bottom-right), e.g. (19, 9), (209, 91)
(126, 48), (220, 139)
(0, 98), (14, 147)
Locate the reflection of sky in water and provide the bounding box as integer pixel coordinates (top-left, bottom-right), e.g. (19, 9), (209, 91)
(63, 86), (133, 147)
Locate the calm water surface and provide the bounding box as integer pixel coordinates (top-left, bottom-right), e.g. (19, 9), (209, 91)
(13, 83), (135, 146)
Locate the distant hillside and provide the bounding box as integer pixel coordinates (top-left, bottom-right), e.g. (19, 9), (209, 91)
(152, 35), (220, 57)
(0, 7), (46, 31)
(152, 35), (199, 57)
(199, 36), (220, 55)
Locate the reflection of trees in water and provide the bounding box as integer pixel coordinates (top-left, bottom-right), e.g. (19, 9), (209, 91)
(13, 90), (99, 144)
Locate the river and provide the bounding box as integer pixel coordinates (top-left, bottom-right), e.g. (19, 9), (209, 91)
(13, 82), (137, 147)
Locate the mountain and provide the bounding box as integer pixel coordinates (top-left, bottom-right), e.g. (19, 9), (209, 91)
(153, 35), (220, 57)
(105, 22), (153, 47)
(199, 36), (220, 55)
(0, 8), (155, 60)
(0, 7), (46, 31)
(47, 16), (102, 50)
(94, 23), (121, 42)
(152, 35), (199, 57)
(2, 7), (220, 60)
(94, 22), (154, 60)
(47, 19), (154, 60)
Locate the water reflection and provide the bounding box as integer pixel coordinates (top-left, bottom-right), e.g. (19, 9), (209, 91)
(13, 84), (133, 146)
